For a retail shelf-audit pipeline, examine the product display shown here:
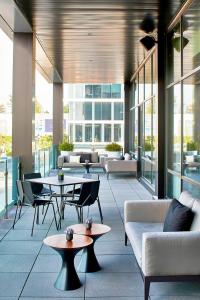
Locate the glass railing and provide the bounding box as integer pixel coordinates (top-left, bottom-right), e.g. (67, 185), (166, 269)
(33, 145), (58, 176)
(0, 157), (20, 217)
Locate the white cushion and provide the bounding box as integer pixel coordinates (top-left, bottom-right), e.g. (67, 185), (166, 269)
(185, 155), (194, 163)
(178, 191), (195, 208)
(191, 200), (200, 231)
(124, 153), (131, 160)
(69, 155), (80, 163)
(125, 222), (163, 267)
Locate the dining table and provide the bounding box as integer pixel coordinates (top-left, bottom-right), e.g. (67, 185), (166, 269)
(27, 175), (97, 228)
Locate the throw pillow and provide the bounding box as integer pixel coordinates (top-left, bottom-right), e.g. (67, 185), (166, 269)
(69, 155), (80, 163)
(163, 198), (194, 232)
(185, 155), (194, 163)
(91, 152), (99, 163)
(80, 153), (91, 163)
(124, 153), (131, 160)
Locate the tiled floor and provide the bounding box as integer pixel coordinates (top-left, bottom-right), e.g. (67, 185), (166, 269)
(0, 173), (200, 300)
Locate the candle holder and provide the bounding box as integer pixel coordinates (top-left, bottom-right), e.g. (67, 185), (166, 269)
(58, 170), (64, 181)
(65, 227), (74, 241)
(85, 217), (93, 230)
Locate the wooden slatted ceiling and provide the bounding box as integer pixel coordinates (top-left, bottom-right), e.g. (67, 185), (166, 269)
(14, 0), (183, 83)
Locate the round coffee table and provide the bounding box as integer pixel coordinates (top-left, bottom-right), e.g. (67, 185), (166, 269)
(70, 223), (111, 272)
(43, 234), (93, 290)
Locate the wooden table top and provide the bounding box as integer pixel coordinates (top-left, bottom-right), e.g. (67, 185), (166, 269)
(70, 223), (111, 237)
(43, 234), (93, 250)
(28, 175), (96, 186)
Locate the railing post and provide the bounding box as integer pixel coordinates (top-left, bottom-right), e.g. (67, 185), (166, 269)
(4, 159), (8, 219)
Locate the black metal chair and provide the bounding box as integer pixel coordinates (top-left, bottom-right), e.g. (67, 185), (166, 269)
(21, 180), (58, 235)
(12, 180), (24, 229)
(23, 172), (54, 197)
(63, 180), (103, 223)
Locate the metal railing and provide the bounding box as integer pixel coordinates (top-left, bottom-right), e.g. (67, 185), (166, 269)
(33, 145), (58, 176)
(0, 156), (20, 218)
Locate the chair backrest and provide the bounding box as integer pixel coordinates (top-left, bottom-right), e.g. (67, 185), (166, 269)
(23, 172), (43, 195)
(83, 173), (99, 180)
(78, 180), (100, 207)
(21, 181), (35, 206)
(16, 180), (24, 203)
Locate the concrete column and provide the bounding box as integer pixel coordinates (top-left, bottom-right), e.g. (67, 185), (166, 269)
(124, 82), (132, 153)
(12, 33), (35, 173)
(53, 83), (63, 145)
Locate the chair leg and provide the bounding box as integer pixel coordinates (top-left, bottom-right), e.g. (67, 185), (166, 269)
(36, 206), (40, 224)
(125, 232), (128, 246)
(42, 203), (49, 224)
(97, 197), (103, 224)
(12, 202), (19, 229)
(18, 201), (23, 219)
(75, 206), (80, 222)
(31, 206), (37, 236)
(55, 198), (61, 229)
(144, 277), (150, 300)
(51, 203), (58, 230)
(42, 205), (45, 215)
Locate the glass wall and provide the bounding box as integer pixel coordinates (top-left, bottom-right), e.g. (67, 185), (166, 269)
(64, 84), (124, 149)
(130, 51), (158, 192)
(166, 0), (200, 198)
(0, 27), (13, 158)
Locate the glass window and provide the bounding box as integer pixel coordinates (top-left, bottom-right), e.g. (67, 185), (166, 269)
(102, 84), (111, 98)
(75, 124), (82, 142)
(183, 180), (200, 198)
(167, 84), (181, 172)
(95, 102), (101, 120)
(145, 58), (152, 100)
(69, 124), (74, 142)
(104, 124), (111, 142)
(85, 124), (92, 142)
(183, 1), (200, 75)
(114, 102), (123, 120)
(167, 173), (181, 199)
(139, 68), (144, 103)
(183, 73), (200, 182)
(85, 85), (93, 98)
(134, 108), (138, 158)
(93, 85), (101, 98)
(102, 103), (111, 120)
(75, 84), (84, 98)
(84, 102), (92, 120)
(167, 23), (181, 84)
(134, 76), (139, 106)
(111, 84), (121, 98)
(114, 124), (121, 142)
(94, 124), (101, 142)
(144, 100), (152, 158)
(75, 102), (84, 120)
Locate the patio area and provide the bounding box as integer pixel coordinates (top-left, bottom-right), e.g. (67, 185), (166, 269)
(0, 173), (200, 300)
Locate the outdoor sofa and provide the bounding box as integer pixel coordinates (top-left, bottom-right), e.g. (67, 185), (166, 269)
(124, 191), (200, 300)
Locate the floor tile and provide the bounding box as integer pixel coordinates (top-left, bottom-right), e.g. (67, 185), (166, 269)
(96, 254), (139, 273)
(0, 241), (42, 254)
(21, 272), (85, 298)
(85, 272), (143, 297)
(0, 254), (36, 272)
(95, 241), (133, 255)
(0, 273), (28, 297)
(4, 229), (48, 241)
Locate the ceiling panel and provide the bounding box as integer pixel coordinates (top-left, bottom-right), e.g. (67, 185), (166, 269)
(14, 0), (184, 83)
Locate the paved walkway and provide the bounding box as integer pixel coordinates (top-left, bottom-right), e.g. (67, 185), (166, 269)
(0, 173), (200, 299)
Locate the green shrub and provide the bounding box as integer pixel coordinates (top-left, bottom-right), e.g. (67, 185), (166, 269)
(144, 141), (154, 152)
(105, 142), (122, 152)
(187, 140), (198, 151)
(59, 141), (74, 151)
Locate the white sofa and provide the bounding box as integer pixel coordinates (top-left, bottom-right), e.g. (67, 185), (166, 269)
(124, 191), (200, 300)
(105, 159), (137, 179)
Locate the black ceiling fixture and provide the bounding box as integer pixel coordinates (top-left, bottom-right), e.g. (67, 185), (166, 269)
(139, 14), (157, 51)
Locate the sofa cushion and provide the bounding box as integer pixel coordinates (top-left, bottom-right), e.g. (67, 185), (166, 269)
(179, 191), (195, 208)
(125, 222), (163, 267)
(80, 153), (91, 163)
(163, 198), (194, 232)
(191, 199), (200, 231)
(69, 155), (80, 163)
(91, 152), (99, 163)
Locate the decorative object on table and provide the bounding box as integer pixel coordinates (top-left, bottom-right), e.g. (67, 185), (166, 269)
(105, 142), (122, 158)
(85, 159), (89, 164)
(65, 227), (74, 241)
(85, 217), (93, 230)
(58, 169), (64, 181)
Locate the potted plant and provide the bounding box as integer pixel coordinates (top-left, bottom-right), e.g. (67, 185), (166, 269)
(105, 142), (122, 158)
(59, 140), (74, 156)
(186, 140), (198, 155)
(144, 141), (154, 157)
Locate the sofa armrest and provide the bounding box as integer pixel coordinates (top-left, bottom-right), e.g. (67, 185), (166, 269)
(142, 231), (200, 276)
(57, 155), (64, 168)
(124, 200), (171, 223)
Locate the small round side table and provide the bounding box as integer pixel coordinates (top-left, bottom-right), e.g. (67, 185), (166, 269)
(70, 223), (111, 272)
(43, 234), (93, 290)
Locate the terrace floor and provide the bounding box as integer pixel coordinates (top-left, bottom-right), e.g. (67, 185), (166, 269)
(0, 172), (200, 300)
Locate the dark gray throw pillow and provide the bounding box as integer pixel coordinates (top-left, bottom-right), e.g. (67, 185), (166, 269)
(163, 198), (194, 232)
(80, 153), (91, 163)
